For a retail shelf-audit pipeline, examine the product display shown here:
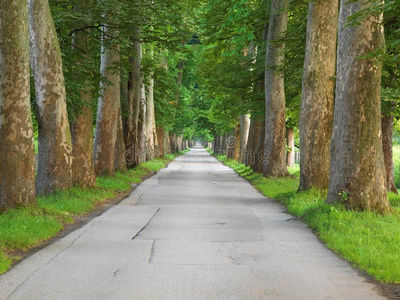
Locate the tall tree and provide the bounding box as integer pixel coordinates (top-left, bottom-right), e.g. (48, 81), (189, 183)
(0, 1), (36, 209)
(125, 33), (141, 168)
(70, 4), (96, 188)
(327, 0), (390, 212)
(263, 0), (290, 177)
(93, 26), (120, 176)
(298, 0), (338, 190)
(29, 0), (73, 195)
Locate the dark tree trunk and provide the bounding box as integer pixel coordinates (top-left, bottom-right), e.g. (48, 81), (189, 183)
(286, 128), (295, 167)
(29, 0), (73, 195)
(327, 0), (389, 212)
(156, 126), (165, 157)
(0, 1), (36, 209)
(299, 0), (338, 190)
(381, 114), (397, 194)
(263, 0), (290, 177)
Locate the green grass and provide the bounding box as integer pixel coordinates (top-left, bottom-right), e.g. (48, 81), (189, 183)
(0, 151), (187, 275)
(212, 152), (400, 284)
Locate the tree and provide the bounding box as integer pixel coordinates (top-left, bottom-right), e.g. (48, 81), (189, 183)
(0, 1), (36, 209)
(327, 0), (390, 212)
(93, 25), (121, 176)
(298, 0), (338, 190)
(29, 0), (73, 195)
(263, 0), (289, 177)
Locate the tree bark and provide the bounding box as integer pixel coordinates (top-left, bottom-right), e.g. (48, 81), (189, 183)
(93, 27), (120, 176)
(299, 0), (338, 190)
(263, 0), (290, 177)
(29, 0), (73, 195)
(246, 119), (266, 173)
(381, 114), (397, 193)
(233, 124), (241, 161)
(71, 106), (96, 187)
(286, 128), (295, 167)
(146, 72), (158, 160)
(327, 0), (389, 212)
(70, 5), (96, 188)
(239, 114), (250, 163)
(125, 32), (141, 168)
(0, 1), (36, 209)
(137, 80), (147, 163)
(156, 126), (165, 157)
(114, 102), (127, 172)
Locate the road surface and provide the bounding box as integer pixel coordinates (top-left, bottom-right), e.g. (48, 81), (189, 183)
(0, 146), (385, 299)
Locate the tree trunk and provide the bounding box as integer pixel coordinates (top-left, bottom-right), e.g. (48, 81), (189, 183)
(93, 26), (120, 176)
(125, 32), (141, 168)
(263, 0), (290, 177)
(233, 124), (241, 161)
(381, 114), (397, 194)
(71, 106), (96, 187)
(156, 126), (165, 157)
(0, 1), (36, 209)
(70, 5), (96, 188)
(146, 72), (158, 161)
(247, 119), (266, 173)
(29, 0), (73, 195)
(239, 114), (250, 163)
(114, 102), (127, 172)
(137, 82), (147, 163)
(165, 132), (171, 154)
(327, 0), (389, 212)
(286, 128), (295, 167)
(299, 0), (338, 190)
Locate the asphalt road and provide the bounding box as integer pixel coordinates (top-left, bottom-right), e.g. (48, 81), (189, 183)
(0, 146), (386, 299)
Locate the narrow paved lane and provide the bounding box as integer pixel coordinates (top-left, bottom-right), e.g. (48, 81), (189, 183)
(0, 146), (385, 299)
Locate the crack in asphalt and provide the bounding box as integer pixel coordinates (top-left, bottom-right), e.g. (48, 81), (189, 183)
(131, 208), (160, 240)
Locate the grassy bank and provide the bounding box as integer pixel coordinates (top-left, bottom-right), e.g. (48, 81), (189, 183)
(210, 150), (400, 284)
(0, 151), (187, 274)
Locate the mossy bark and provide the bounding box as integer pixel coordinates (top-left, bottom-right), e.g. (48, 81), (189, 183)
(29, 0), (73, 195)
(299, 0), (338, 190)
(263, 0), (290, 177)
(327, 0), (390, 212)
(0, 1), (36, 208)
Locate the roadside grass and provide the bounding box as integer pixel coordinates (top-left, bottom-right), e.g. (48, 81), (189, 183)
(0, 150), (188, 275)
(211, 151), (400, 284)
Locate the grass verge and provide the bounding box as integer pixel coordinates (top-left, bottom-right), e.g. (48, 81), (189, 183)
(0, 151), (187, 275)
(209, 150), (400, 284)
